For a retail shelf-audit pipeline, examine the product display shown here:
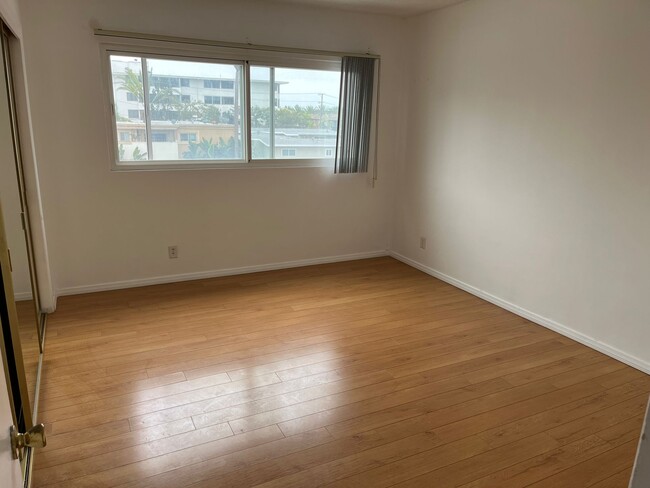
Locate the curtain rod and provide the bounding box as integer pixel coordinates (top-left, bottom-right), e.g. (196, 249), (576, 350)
(93, 29), (381, 60)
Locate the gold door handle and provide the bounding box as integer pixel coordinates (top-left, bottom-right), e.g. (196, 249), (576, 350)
(10, 423), (46, 460)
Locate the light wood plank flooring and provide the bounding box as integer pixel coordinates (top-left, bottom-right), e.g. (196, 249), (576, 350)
(32, 257), (649, 487)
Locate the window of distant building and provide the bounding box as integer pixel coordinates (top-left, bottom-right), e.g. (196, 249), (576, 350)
(151, 131), (169, 142)
(180, 133), (197, 142)
(127, 109), (144, 120)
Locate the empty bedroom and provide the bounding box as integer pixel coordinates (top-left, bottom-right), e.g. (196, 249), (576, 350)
(0, 0), (648, 487)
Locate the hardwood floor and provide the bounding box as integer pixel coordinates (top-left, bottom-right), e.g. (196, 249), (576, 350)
(32, 257), (649, 487)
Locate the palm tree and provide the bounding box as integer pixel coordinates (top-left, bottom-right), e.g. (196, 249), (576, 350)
(182, 137), (235, 159)
(132, 147), (147, 160)
(118, 69), (192, 122)
(118, 68), (144, 102)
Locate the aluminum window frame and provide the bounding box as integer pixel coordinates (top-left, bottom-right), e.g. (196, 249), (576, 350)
(99, 39), (341, 171)
(249, 63), (341, 163)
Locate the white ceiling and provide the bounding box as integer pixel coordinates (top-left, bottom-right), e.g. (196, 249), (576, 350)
(272, 0), (468, 17)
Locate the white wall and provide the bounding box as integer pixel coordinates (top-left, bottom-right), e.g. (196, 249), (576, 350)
(0, 40), (30, 298)
(394, 0), (650, 370)
(20, 0), (407, 295)
(0, 0), (20, 37)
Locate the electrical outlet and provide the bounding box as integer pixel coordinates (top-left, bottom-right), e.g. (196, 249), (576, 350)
(168, 246), (178, 259)
(420, 237), (427, 250)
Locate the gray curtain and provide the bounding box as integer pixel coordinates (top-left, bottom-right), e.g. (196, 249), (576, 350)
(335, 56), (376, 173)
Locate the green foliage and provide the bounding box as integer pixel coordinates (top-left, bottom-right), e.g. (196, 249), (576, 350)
(118, 68), (144, 102)
(219, 109), (235, 125)
(148, 86), (183, 121)
(118, 68), (200, 123)
(117, 68), (335, 130)
(118, 142), (147, 161)
(250, 106), (270, 128)
(197, 106), (234, 125)
(132, 147), (147, 160)
(250, 105), (338, 130)
(118, 69), (239, 125)
(200, 106), (222, 124)
(182, 137), (236, 160)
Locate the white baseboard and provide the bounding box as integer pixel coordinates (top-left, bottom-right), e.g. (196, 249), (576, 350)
(53, 247), (649, 376)
(389, 251), (650, 375)
(14, 291), (33, 301)
(56, 250), (389, 298)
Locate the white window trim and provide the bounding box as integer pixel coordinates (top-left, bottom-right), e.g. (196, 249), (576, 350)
(99, 38), (342, 171)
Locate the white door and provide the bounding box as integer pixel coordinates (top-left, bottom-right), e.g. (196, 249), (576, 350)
(0, 362), (22, 487)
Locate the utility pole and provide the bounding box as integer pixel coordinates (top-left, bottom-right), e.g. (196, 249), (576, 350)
(319, 93), (324, 129)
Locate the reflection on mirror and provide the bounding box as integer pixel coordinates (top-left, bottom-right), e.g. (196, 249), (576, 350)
(15, 302), (40, 416)
(0, 24), (42, 426)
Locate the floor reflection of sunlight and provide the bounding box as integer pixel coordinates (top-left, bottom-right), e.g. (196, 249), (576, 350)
(226, 346), (344, 430)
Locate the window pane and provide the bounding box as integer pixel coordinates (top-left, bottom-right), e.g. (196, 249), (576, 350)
(250, 66), (271, 159)
(110, 54), (245, 163)
(110, 53), (341, 166)
(145, 57), (245, 161)
(110, 55), (149, 161)
(251, 65), (340, 160)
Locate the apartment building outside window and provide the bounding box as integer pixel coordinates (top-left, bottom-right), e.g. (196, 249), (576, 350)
(102, 40), (356, 169)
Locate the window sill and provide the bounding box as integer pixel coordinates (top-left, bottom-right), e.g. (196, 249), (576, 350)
(110, 159), (335, 172)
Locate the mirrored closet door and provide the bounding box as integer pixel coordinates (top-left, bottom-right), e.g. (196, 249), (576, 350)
(0, 19), (44, 435)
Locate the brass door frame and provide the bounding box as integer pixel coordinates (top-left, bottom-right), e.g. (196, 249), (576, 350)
(0, 196), (33, 432)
